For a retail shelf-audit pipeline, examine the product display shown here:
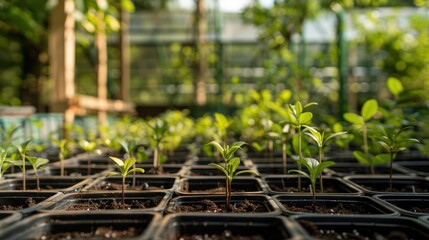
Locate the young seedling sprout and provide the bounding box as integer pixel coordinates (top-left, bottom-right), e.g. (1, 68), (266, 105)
(289, 158), (335, 212)
(15, 139), (32, 191)
(304, 126), (347, 193)
(146, 118), (169, 174)
(344, 99), (379, 174)
(107, 157), (145, 207)
(51, 138), (69, 177)
(208, 141), (257, 211)
(78, 139), (99, 176)
(286, 101), (318, 191)
(0, 148), (12, 180)
(375, 126), (419, 191)
(27, 157), (49, 191)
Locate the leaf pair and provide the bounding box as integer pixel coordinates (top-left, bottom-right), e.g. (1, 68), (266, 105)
(107, 157), (145, 179)
(344, 99), (378, 125)
(289, 158), (335, 187)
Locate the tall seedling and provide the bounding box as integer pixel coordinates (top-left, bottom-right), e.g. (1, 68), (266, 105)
(287, 101), (317, 191)
(107, 157), (145, 206)
(51, 139), (69, 177)
(0, 148), (12, 180)
(304, 126), (347, 193)
(15, 140), (32, 191)
(208, 141), (257, 211)
(78, 139), (98, 176)
(147, 118), (169, 174)
(375, 126), (419, 191)
(344, 99), (380, 174)
(289, 158), (334, 212)
(27, 157), (49, 191)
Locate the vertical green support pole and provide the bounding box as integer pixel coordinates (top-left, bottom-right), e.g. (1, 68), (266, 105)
(333, 3), (348, 119)
(214, 0), (224, 113)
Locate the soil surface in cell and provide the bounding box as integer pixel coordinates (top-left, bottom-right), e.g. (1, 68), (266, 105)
(182, 183), (256, 194)
(175, 199), (268, 213)
(359, 184), (429, 193)
(33, 226), (140, 240)
(90, 182), (165, 191)
(269, 184), (345, 194)
(176, 230), (267, 240)
(65, 196), (162, 211)
(299, 220), (415, 240)
(281, 201), (380, 214)
(0, 198), (37, 210)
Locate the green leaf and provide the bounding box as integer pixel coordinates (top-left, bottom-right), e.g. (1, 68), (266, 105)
(109, 156), (124, 167)
(207, 141), (224, 155)
(228, 157), (240, 174)
(387, 77), (403, 96)
(325, 132), (348, 143)
(123, 158), (137, 173)
(128, 168), (145, 174)
(209, 163), (228, 177)
(106, 171), (119, 177)
(299, 112), (313, 124)
(373, 154), (390, 165)
(361, 99), (378, 121)
(343, 113), (363, 125)
(303, 102), (318, 109)
(234, 170), (258, 177)
(288, 169), (310, 179)
(295, 101), (303, 116)
(353, 151), (369, 165)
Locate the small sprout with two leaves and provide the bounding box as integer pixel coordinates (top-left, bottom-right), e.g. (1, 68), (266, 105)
(208, 141), (258, 211)
(27, 157), (49, 191)
(289, 157), (335, 212)
(304, 125), (347, 193)
(78, 139), (100, 176)
(0, 148), (12, 180)
(107, 157), (145, 206)
(375, 126), (419, 191)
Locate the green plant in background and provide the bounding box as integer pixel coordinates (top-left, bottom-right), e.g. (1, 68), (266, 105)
(107, 157), (145, 207)
(208, 141), (257, 211)
(78, 139), (99, 176)
(26, 157), (49, 191)
(214, 113), (232, 143)
(375, 126), (419, 191)
(286, 101), (318, 191)
(304, 126), (347, 193)
(146, 118), (169, 174)
(344, 99), (381, 174)
(332, 122), (354, 151)
(0, 148), (12, 180)
(289, 158), (335, 212)
(15, 139), (32, 191)
(118, 139), (143, 188)
(51, 138), (70, 177)
(0, 125), (20, 149)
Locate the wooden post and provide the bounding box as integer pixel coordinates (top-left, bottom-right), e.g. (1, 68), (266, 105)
(119, 5), (130, 102)
(49, 0), (75, 129)
(96, 11), (108, 127)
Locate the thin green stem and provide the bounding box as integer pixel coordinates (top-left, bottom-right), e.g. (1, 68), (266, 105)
(297, 127), (302, 191)
(318, 149), (324, 193)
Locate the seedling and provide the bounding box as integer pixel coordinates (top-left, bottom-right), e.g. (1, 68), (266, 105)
(304, 126), (346, 193)
(0, 125), (20, 148)
(286, 101), (318, 191)
(0, 148), (12, 180)
(15, 139), (32, 191)
(375, 126), (419, 191)
(289, 158), (335, 212)
(107, 157), (145, 206)
(51, 138), (69, 177)
(344, 99), (379, 174)
(27, 157), (49, 191)
(208, 141), (257, 211)
(78, 139), (99, 176)
(146, 118), (169, 174)
(118, 139), (141, 188)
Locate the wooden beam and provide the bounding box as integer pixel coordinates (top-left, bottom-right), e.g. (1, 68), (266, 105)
(48, 0), (76, 130)
(70, 95), (135, 114)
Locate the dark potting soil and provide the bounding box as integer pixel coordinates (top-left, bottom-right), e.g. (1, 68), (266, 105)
(175, 199), (267, 213)
(269, 184), (342, 194)
(282, 201), (378, 214)
(176, 230), (265, 240)
(33, 226), (140, 240)
(0, 198), (37, 210)
(360, 184), (428, 193)
(65, 196), (162, 211)
(182, 183), (254, 194)
(299, 220), (413, 240)
(91, 182), (164, 191)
